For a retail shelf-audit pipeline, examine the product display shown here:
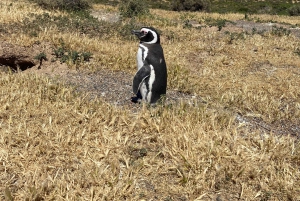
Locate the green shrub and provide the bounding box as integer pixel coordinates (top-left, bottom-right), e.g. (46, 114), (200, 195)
(29, 0), (90, 11)
(81, 52), (93, 62)
(271, 26), (291, 36)
(53, 39), (92, 65)
(171, 0), (211, 12)
(288, 5), (300, 16)
(118, 0), (150, 18)
(204, 17), (229, 31)
(34, 52), (47, 61)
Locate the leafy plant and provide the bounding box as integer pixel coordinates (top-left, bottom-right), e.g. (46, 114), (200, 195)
(69, 50), (80, 64)
(81, 52), (92, 62)
(204, 17), (229, 31)
(271, 26), (291, 36)
(53, 39), (92, 65)
(54, 47), (65, 59)
(34, 52), (48, 69)
(216, 19), (226, 31)
(34, 52), (47, 61)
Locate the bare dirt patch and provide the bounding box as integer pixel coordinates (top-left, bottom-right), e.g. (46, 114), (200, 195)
(190, 19), (300, 37)
(90, 9), (120, 23)
(232, 20), (300, 37)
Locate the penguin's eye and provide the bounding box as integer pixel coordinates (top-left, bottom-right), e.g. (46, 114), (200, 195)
(141, 30), (147, 34)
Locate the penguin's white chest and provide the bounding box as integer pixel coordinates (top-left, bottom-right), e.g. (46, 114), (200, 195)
(139, 65), (156, 102)
(137, 48), (143, 70)
(137, 44), (148, 70)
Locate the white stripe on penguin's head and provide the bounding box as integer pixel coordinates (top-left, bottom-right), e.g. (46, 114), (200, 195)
(141, 28), (158, 44)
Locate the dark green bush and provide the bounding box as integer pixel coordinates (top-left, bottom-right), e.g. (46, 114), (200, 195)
(53, 39), (92, 64)
(29, 0), (90, 11)
(204, 17), (228, 31)
(118, 0), (150, 18)
(288, 5), (300, 16)
(34, 52), (47, 61)
(171, 0), (211, 12)
(271, 26), (291, 36)
(81, 52), (93, 62)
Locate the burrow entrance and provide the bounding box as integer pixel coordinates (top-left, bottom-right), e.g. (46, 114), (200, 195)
(0, 56), (35, 71)
(0, 41), (39, 72)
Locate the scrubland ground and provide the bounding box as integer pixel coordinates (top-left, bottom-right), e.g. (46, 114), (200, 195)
(0, 0), (300, 200)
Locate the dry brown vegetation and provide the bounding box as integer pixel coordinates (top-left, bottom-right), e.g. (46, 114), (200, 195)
(1, 0), (300, 200)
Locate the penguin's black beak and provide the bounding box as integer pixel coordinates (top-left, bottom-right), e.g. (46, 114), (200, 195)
(132, 30), (148, 39)
(131, 30), (141, 36)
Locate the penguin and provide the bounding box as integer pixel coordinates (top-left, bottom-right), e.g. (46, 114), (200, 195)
(131, 27), (167, 104)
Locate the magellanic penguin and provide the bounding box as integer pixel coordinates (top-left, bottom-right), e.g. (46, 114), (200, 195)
(131, 27), (167, 104)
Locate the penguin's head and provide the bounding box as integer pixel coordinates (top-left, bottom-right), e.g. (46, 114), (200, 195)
(132, 27), (160, 44)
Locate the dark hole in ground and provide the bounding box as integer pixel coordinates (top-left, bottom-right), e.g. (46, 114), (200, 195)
(0, 57), (35, 71)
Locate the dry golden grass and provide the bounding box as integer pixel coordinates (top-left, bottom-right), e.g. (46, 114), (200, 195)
(1, 73), (299, 200)
(1, 0), (300, 200)
(0, 0), (66, 24)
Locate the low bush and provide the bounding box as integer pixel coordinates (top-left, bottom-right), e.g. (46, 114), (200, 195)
(288, 5), (300, 16)
(204, 17), (229, 31)
(34, 52), (47, 62)
(271, 26), (291, 36)
(53, 39), (92, 64)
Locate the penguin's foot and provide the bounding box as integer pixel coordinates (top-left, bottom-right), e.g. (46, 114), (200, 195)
(131, 96), (141, 104)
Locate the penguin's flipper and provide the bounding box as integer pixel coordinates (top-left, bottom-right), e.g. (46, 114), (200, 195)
(133, 65), (151, 94)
